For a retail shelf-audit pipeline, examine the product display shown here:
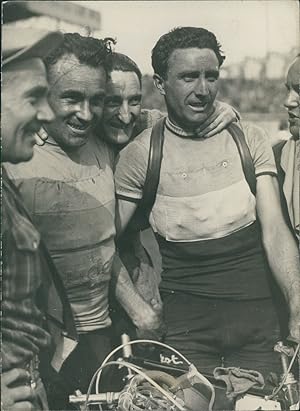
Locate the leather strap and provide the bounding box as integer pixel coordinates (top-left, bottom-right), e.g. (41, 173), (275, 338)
(227, 123), (257, 196)
(141, 117), (166, 217)
(140, 120), (256, 219)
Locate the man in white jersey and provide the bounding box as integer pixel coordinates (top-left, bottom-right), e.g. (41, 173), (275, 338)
(114, 27), (300, 384)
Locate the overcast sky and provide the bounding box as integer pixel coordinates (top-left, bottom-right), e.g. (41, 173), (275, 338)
(74, 0), (299, 74)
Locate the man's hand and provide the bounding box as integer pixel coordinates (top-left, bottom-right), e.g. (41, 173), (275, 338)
(1, 369), (34, 411)
(113, 253), (166, 341)
(34, 128), (48, 146)
(195, 100), (239, 138)
(133, 298), (166, 341)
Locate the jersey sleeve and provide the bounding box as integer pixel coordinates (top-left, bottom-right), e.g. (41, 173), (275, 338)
(114, 138), (149, 202)
(243, 123), (277, 177)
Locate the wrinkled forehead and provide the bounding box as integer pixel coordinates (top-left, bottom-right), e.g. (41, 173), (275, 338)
(106, 70), (141, 95)
(48, 54), (106, 86)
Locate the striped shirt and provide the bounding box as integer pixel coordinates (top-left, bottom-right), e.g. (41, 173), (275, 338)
(1, 168), (50, 371)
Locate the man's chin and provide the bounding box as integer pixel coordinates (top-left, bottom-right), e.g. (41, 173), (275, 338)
(104, 128), (132, 146)
(180, 114), (211, 131)
(176, 107), (214, 130)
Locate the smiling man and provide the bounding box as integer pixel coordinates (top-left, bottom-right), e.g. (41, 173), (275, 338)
(2, 26), (63, 411)
(115, 27), (300, 387)
(102, 57), (143, 146)
(4, 33), (116, 409)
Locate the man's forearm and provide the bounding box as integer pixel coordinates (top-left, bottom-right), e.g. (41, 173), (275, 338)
(263, 223), (300, 315)
(111, 254), (162, 330)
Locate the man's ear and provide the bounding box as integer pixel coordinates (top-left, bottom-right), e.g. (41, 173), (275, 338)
(153, 74), (166, 96)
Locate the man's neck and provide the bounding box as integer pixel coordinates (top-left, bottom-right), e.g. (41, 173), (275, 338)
(166, 117), (199, 138)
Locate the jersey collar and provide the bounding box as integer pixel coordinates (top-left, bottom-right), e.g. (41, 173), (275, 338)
(165, 117), (198, 138)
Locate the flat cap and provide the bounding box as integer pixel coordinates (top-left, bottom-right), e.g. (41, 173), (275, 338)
(2, 26), (63, 67)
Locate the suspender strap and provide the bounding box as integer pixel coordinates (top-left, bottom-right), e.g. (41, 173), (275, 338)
(142, 117), (166, 217)
(227, 123), (257, 196)
(140, 119), (256, 217)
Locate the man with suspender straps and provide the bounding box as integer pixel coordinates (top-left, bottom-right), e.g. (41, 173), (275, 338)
(97, 51), (239, 343)
(114, 27), (300, 392)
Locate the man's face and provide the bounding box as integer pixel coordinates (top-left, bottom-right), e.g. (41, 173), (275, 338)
(284, 57), (300, 139)
(102, 70), (142, 145)
(155, 48), (219, 130)
(2, 58), (54, 163)
(45, 54), (106, 149)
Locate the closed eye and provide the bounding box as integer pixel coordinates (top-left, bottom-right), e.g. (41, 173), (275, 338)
(182, 72), (198, 82)
(25, 86), (48, 104)
(206, 70), (219, 82)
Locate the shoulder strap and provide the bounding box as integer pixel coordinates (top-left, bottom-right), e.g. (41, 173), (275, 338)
(141, 117), (166, 217)
(227, 122), (257, 196)
(139, 119), (256, 218)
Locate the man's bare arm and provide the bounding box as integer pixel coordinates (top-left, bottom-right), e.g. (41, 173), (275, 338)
(256, 174), (300, 342)
(116, 198), (139, 236)
(111, 252), (164, 339)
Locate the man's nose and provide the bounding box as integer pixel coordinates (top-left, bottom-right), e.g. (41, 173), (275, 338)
(194, 77), (209, 96)
(37, 98), (55, 123)
(77, 101), (93, 122)
(118, 102), (131, 125)
(284, 90), (299, 110)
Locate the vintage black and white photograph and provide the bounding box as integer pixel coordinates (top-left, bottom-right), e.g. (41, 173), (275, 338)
(1, 1), (300, 410)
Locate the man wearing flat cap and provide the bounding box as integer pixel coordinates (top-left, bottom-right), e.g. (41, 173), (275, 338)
(1, 26), (76, 411)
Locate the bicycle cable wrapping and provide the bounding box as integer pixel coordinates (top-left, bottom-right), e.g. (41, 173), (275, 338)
(84, 339), (215, 411)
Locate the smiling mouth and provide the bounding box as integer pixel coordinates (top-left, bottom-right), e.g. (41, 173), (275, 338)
(188, 102), (208, 112)
(67, 121), (90, 134)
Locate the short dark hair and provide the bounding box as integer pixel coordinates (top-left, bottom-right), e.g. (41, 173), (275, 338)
(105, 52), (142, 84)
(44, 32), (113, 70)
(152, 27), (225, 79)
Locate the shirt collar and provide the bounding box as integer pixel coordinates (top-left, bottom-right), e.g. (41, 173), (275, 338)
(165, 117), (197, 138)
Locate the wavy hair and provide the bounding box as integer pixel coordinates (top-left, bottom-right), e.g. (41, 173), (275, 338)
(152, 27), (225, 79)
